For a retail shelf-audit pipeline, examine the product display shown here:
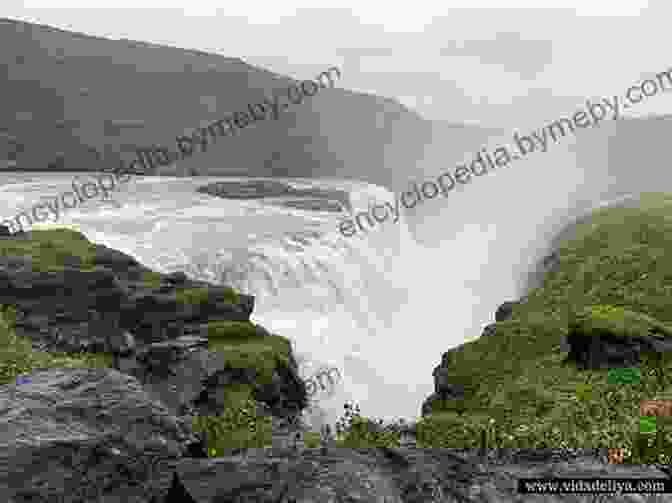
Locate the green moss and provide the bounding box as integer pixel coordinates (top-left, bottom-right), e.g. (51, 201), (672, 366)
(191, 385), (272, 455)
(175, 286), (239, 307)
(208, 320), (259, 339)
(0, 303), (114, 385)
(207, 321), (291, 385)
(142, 271), (163, 289)
(569, 304), (672, 340)
(0, 228), (98, 272)
(302, 431), (322, 448)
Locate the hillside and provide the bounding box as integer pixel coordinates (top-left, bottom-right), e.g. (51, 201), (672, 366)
(0, 17), (499, 195)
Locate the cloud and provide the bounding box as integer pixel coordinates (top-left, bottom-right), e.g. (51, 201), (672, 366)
(440, 31), (554, 80)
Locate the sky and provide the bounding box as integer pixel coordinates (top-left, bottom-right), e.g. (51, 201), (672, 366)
(4, 0), (672, 131)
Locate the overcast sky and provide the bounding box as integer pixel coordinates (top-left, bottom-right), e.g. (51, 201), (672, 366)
(4, 1), (672, 130)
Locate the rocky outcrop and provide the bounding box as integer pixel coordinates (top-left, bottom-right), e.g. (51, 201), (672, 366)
(164, 447), (672, 503)
(0, 367), (203, 502)
(562, 305), (672, 370)
(421, 301), (519, 417)
(494, 300), (519, 322)
(196, 181), (352, 213)
(0, 233), (307, 422)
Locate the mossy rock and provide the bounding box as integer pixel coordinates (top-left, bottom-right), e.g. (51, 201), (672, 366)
(142, 271), (163, 289)
(0, 228), (98, 272)
(207, 321), (292, 385)
(191, 385), (273, 455)
(175, 286), (239, 306)
(0, 303), (114, 385)
(569, 304), (672, 340)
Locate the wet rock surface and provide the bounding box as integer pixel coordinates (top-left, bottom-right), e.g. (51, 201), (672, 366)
(196, 180), (352, 213)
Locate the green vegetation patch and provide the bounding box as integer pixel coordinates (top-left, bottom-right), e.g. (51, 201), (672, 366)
(608, 367), (641, 385)
(569, 304), (672, 340)
(207, 321), (292, 385)
(415, 192), (672, 451)
(142, 271), (163, 289)
(191, 384), (272, 456)
(175, 286), (239, 307)
(0, 228), (98, 272)
(0, 304), (114, 385)
(641, 416), (657, 433)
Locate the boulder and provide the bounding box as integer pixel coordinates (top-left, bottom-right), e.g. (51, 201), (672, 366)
(563, 305), (672, 369)
(495, 301), (518, 322)
(0, 368), (200, 502)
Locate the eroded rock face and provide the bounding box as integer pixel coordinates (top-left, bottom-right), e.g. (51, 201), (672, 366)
(163, 447), (672, 503)
(0, 239), (303, 424)
(0, 368), (201, 502)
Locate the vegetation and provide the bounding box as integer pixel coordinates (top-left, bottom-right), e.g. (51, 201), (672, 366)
(0, 303), (113, 385)
(175, 286), (239, 306)
(0, 228), (98, 272)
(142, 271), (163, 289)
(191, 385), (273, 456)
(207, 321), (292, 385)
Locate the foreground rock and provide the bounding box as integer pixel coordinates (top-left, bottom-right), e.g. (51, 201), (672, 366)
(3, 370), (669, 503)
(167, 447), (672, 502)
(0, 368), (201, 502)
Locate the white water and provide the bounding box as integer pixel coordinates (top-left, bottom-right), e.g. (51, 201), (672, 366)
(0, 128), (666, 430)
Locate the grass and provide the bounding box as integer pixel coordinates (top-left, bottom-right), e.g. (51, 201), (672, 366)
(191, 384), (273, 455)
(142, 271), (163, 289)
(0, 303), (114, 385)
(175, 286), (239, 306)
(0, 228), (98, 272)
(207, 321), (292, 386)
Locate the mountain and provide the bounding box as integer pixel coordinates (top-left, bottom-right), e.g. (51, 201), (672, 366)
(0, 17), (490, 194)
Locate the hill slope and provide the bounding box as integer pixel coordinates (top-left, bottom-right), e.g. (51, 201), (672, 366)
(0, 17), (497, 194)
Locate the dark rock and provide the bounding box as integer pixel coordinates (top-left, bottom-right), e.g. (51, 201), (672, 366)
(0, 368), (199, 502)
(164, 472), (198, 503)
(563, 305), (672, 369)
(196, 181), (352, 213)
(164, 271), (188, 285)
(0, 224), (12, 237)
(495, 301), (518, 322)
(481, 323), (498, 338)
(165, 446), (671, 503)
